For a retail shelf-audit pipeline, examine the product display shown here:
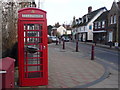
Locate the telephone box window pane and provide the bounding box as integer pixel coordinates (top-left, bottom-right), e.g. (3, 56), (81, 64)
(28, 66), (40, 71)
(25, 72), (43, 78)
(26, 31), (42, 37)
(25, 24), (42, 30)
(24, 38), (42, 44)
(24, 52), (43, 58)
(26, 58), (43, 64)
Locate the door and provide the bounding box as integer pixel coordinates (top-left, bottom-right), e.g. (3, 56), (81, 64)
(19, 21), (48, 86)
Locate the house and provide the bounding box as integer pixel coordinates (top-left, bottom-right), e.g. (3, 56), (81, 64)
(64, 25), (72, 38)
(107, 1), (120, 46)
(93, 11), (109, 44)
(51, 26), (66, 36)
(72, 6), (107, 42)
(57, 25), (66, 36)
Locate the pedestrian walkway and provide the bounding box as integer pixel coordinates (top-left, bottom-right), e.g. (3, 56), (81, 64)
(79, 41), (120, 51)
(15, 43), (106, 88)
(47, 44), (105, 88)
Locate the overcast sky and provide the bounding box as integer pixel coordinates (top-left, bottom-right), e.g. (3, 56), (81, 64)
(35, 0), (117, 25)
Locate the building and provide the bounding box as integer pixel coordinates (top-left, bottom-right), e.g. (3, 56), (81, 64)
(57, 26), (66, 36)
(93, 11), (109, 44)
(72, 7), (107, 42)
(107, 1), (120, 46)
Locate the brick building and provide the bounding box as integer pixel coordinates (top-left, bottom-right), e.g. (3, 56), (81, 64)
(107, 1), (120, 46)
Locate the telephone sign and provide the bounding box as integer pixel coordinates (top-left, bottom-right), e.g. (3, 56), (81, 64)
(18, 8), (48, 86)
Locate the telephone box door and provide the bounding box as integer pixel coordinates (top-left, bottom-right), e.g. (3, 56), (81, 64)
(19, 21), (48, 86)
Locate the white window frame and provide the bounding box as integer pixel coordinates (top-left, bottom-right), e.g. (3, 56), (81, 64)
(110, 16), (113, 24)
(95, 22), (97, 29)
(114, 15), (116, 24)
(102, 21), (105, 28)
(98, 22), (101, 28)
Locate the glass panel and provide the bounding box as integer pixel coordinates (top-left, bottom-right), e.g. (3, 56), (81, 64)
(28, 66), (40, 71)
(25, 72), (43, 78)
(27, 31), (42, 37)
(24, 24), (42, 30)
(24, 52), (43, 58)
(26, 58), (43, 64)
(24, 37), (42, 44)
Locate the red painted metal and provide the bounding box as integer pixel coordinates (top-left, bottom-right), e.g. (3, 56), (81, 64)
(18, 8), (48, 86)
(0, 57), (15, 89)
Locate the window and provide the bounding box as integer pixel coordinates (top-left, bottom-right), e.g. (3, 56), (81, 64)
(110, 15), (113, 24)
(98, 22), (101, 28)
(102, 21), (105, 28)
(84, 26), (86, 31)
(114, 15), (116, 24)
(95, 22), (97, 29)
(89, 25), (92, 30)
(108, 32), (113, 42)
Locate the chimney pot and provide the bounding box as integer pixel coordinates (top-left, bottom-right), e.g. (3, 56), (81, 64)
(88, 6), (92, 13)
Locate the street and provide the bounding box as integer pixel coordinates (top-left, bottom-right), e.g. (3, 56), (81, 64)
(66, 41), (119, 70)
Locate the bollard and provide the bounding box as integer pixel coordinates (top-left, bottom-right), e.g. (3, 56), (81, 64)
(76, 40), (79, 52)
(56, 40), (58, 45)
(63, 40), (65, 49)
(59, 39), (61, 44)
(91, 45), (94, 60)
(110, 41), (112, 48)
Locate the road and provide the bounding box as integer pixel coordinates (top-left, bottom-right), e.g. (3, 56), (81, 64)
(64, 41), (119, 71)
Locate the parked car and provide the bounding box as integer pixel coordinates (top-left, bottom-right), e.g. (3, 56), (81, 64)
(62, 37), (70, 42)
(49, 36), (59, 43)
(48, 36), (52, 44)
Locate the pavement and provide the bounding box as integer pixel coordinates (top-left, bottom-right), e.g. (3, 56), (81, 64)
(15, 42), (109, 88)
(79, 41), (120, 51)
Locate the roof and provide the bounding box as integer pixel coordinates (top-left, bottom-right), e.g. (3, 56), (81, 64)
(18, 7), (46, 13)
(94, 11), (109, 22)
(79, 7), (107, 26)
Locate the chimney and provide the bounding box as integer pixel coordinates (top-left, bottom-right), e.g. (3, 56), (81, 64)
(117, 1), (120, 9)
(88, 6), (92, 13)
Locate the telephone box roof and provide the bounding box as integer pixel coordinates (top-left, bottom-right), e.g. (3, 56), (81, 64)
(18, 7), (46, 13)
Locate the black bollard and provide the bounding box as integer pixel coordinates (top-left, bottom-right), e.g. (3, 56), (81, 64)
(110, 41), (112, 48)
(91, 45), (94, 60)
(63, 40), (65, 49)
(76, 40), (79, 52)
(59, 39), (61, 44)
(56, 40), (58, 45)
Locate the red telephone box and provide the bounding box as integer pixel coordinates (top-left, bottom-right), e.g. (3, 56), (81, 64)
(18, 8), (48, 86)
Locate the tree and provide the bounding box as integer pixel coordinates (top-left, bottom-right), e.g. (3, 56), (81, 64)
(2, 1), (19, 57)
